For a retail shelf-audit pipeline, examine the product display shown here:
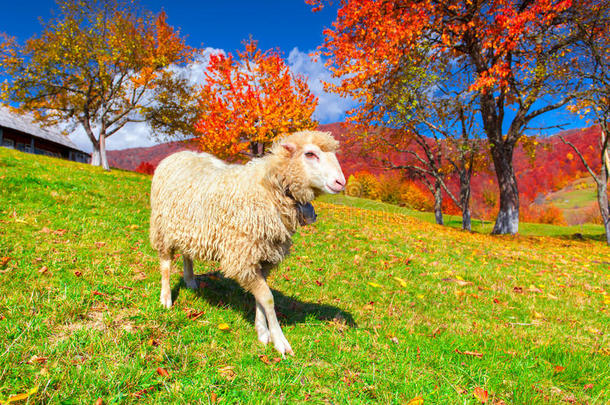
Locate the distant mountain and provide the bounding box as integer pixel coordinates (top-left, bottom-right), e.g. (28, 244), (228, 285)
(107, 140), (198, 171)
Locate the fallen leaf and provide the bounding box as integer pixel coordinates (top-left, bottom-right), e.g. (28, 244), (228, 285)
(184, 308), (205, 321)
(390, 336), (399, 344)
(315, 280), (323, 286)
(127, 224), (139, 230)
(156, 367), (170, 377)
(94, 242), (106, 248)
(393, 277), (407, 288)
(455, 349), (483, 358)
(406, 396), (424, 405)
(367, 282), (382, 288)
(210, 392), (218, 404)
(0, 257), (10, 266)
(94, 398), (103, 405)
(584, 384), (593, 389)
(38, 266), (48, 274)
(455, 386), (467, 394)
(443, 278), (472, 286)
(553, 365), (565, 372)
(132, 386), (157, 398)
(473, 387), (488, 403)
(26, 355), (48, 365)
(513, 286), (524, 293)
(258, 354), (280, 365)
(6, 386), (38, 403)
(74, 271), (82, 277)
(218, 366), (236, 381)
(218, 323), (231, 331)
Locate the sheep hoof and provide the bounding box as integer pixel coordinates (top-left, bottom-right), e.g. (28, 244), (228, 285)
(185, 278), (199, 290)
(272, 334), (294, 356)
(256, 328), (271, 345)
(160, 291), (173, 309)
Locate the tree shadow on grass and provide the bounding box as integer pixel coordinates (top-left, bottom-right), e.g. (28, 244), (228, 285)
(171, 271), (357, 328)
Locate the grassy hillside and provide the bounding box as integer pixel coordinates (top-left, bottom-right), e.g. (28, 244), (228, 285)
(0, 147), (609, 404)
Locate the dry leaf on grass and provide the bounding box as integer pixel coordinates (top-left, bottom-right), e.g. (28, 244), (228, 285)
(218, 366), (237, 381)
(156, 367), (170, 377)
(473, 387), (488, 403)
(455, 349), (483, 358)
(406, 396), (424, 405)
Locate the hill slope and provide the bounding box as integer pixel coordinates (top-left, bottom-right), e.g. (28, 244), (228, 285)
(107, 124), (603, 222)
(1, 147), (608, 403)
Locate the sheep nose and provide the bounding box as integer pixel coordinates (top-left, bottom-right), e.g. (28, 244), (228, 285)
(334, 178), (346, 190)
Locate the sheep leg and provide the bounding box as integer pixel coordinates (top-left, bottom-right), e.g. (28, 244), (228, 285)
(160, 255), (173, 308)
(250, 276), (293, 356)
(255, 301), (271, 345)
(182, 255), (198, 290)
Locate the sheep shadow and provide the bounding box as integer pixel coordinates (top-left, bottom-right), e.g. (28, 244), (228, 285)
(171, 271), (357, 328)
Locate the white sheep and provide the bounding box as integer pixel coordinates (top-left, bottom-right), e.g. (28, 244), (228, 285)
(149, 130), (346, 355)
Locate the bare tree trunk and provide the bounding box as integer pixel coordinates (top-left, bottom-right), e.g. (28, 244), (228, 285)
(460, 171), (472, 231)
(90, 133), (109, 170)
(491, 142), (519, 234)
(434, 179), (444, 225)
(90, 140), (101, 166)
(597, 168), (610, 245)
(99, 133), (109, 171)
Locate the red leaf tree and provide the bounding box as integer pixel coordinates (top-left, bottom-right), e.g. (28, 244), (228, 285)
(310, 0), (584, 234)
(194, 39), (318, 160)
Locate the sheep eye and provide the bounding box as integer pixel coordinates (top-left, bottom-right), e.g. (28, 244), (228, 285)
(305, 151), (318, 159)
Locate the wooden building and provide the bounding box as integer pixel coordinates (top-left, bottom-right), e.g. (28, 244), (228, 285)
(0, 106), (89, 163)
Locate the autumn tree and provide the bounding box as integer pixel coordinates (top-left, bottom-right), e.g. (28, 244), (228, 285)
(0, 0), (193, 170)
(561, 0), (610, 244)
(310, 0), (579, 234)
(194, 39), (318, 160)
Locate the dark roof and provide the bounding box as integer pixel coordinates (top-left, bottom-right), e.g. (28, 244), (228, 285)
(0, 105), (87, 153)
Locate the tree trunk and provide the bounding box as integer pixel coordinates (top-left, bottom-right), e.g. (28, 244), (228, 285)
(99, 133), (109, 171)
(491, 142), (519, 234)
(250, 141), (264, 158)
(459, 171), (472, 231)
(597, 170), (610, 245)
(434, 179), (444, 225)
(90, 133), (110, 170)
(90, 147), (101, 166)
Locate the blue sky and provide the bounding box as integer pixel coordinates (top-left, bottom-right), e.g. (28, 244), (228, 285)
(2, 1), (590, 151)
(3, 1), (355, 151)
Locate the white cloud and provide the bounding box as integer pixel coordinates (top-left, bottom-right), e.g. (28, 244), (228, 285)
(287, 47), (355, 124)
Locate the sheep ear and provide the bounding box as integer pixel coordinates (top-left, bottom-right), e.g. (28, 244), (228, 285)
(281, 142), (296, 156)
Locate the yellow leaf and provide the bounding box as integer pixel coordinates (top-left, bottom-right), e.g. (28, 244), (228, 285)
(393, 277), (407, 288)
(6, 386), (38, 403)
(407, 396), (424, 405)
(367, 282), (382, 288)
(218, 323), (231, 331)
(455, 275), (464, 281)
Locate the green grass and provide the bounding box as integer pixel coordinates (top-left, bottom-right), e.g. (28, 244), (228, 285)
(546, 178), (597, 211)
(319, 193), (606, 240)
(1, 146), (609, 404)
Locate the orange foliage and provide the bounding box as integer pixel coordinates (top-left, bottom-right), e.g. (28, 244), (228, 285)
(135, 161), (156, 175)
(194, 39), (318, 160)
(346, 170), (433, 210)
(310, 0), (573, 127)
(520, 204), (566, 225)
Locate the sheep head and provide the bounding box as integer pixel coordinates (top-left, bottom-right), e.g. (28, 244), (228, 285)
(270, 131), (346, 203)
